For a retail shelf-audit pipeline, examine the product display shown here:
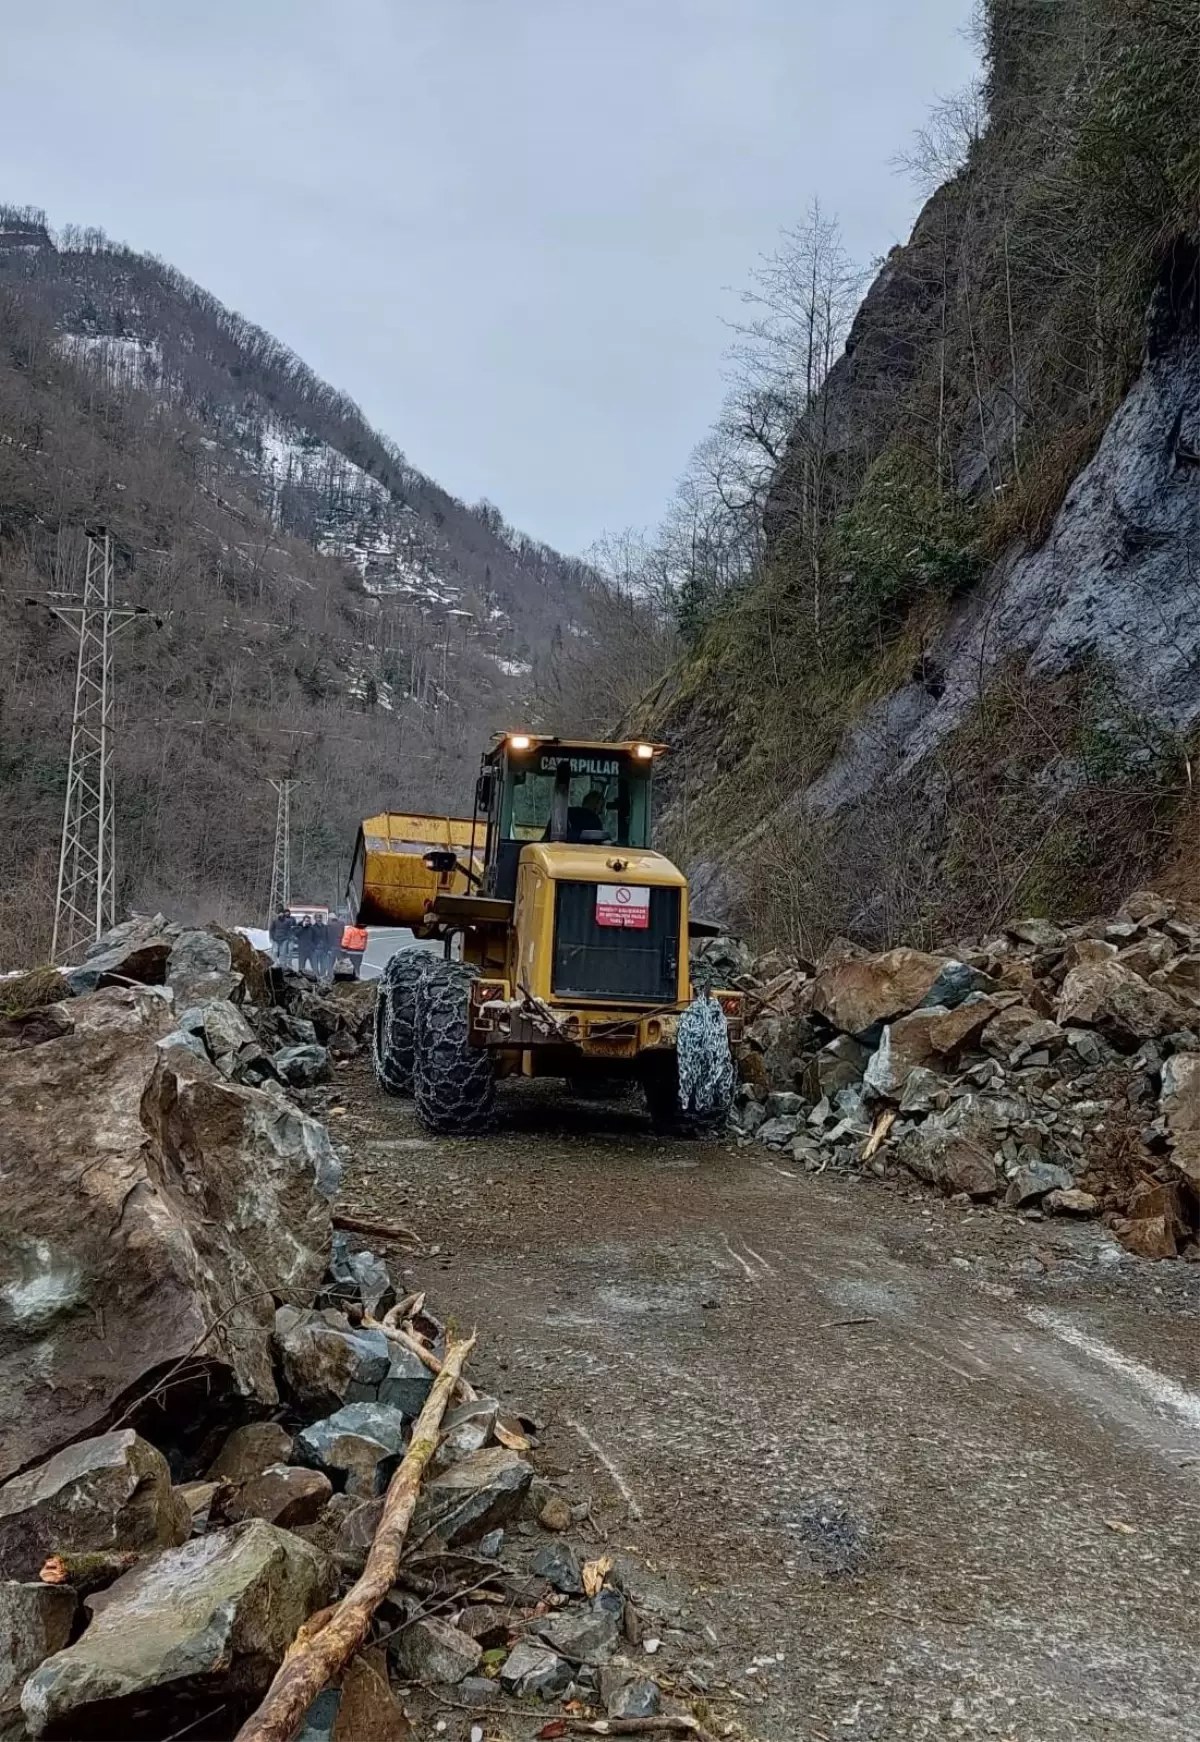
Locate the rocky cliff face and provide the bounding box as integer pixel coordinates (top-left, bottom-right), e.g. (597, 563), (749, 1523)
(649, 0), (1200, 949)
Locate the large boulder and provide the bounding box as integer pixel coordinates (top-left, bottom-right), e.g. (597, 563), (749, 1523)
(1055, 960), (1185, 1050)
(411, 1447), (532, 1548)
(810, 949), (979, 1037)
(0, 1583), (76, 1701)
(62, 919), (173, 996)
(166, 931), (239, 1008)
(274, 1310), (391, 1413)
(864, 999), (1000, 1097)
(0, 1431), (189, 1581)
(206, 1423), (294, 1487)
(22, 1520), (332, 1739)
(895, 1102), (1000, 1198)
(295, 1403), (411, 1497)
(0, 990), (335, 1482)
(1160, 1053), (1200, 1188)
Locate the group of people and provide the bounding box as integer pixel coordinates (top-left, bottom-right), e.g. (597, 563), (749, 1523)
(269, 910), (345, 981)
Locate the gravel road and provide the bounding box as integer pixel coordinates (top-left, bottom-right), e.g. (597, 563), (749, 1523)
(334, 1065), (1200, 1742)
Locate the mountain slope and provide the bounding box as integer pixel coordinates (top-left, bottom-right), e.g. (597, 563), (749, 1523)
(644, 0), (1200, 951)
(0, 207), (590, 959)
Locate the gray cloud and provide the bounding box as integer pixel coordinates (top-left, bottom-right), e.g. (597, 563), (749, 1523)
(3, 0), (977, 552)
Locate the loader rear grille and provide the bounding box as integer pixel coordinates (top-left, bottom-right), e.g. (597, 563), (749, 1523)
(551, 881), (680, 1004)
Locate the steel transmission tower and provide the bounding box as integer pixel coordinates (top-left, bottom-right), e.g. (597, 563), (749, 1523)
(27, 533), (159, 962)
(267, 778), (297, 921)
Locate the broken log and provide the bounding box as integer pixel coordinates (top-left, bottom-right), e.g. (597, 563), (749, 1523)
(365, 1313), (478, 1403)
(233, 1329), (476, 1742)
(331, 1212), (424, 1249)
(555, 1717), (719, 1741)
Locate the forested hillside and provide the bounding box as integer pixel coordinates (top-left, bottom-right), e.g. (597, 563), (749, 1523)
(611, 0), (1200, 949)
(0, 209), (593, 957)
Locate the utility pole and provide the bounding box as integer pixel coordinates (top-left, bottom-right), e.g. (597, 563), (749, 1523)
(26, 531), (160, 962)
(267, 778), (297, 922)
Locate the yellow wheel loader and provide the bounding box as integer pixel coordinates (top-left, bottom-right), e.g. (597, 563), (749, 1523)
(348, 734), (743, 1135)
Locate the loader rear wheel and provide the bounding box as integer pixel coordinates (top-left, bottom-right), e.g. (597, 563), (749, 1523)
(641, 1053), (727, 1138)
(413, 961), (495, 1135)
(372, 947), (435, 1097)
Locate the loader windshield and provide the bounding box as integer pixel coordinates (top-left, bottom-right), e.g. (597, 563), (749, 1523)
(505, 753), (650, 848)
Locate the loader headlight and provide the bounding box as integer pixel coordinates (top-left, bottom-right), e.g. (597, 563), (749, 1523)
(509, 733), (532, 751)
(634, 742), (655, 760)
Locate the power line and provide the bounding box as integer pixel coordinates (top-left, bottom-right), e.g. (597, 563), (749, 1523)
(24, 532), (162, 961)
(267, 777), (297, 922)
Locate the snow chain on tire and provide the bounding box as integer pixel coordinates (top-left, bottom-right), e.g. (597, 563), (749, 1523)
(372, 947), (436, 1097)
(644, 994), (734, 1136)
(413, 960), (496, 1135)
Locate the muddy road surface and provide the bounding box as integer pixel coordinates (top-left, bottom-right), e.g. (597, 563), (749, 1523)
(333, 1063), (1200, 1742)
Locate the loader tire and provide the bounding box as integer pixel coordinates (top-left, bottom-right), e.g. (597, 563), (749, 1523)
(372, 947), (435, 1097)
(642, 1052), (727, 1138)
(413, 961), (495, 1135)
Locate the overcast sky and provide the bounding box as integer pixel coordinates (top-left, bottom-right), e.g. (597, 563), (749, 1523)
(4, 0), (977, 555)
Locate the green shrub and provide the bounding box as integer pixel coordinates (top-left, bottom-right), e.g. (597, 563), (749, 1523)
(832, 446), (982, 650)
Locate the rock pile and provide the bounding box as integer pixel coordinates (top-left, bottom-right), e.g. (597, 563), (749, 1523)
(1, 919), (700, 1741)
(725, 891), (1200, 1259)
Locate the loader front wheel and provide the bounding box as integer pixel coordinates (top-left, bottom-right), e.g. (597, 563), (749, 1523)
(413, 961), (495, 1134)
(372, 947), (434, 1097)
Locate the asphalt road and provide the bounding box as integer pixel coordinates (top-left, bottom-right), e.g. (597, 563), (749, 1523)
(334, 1066), (1200, 1742)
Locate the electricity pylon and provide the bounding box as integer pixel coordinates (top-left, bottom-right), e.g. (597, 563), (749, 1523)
(26, 532), (160, 961)
(267, 778), (297, 921)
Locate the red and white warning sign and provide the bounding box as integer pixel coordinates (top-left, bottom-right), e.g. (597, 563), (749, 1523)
(595, 883), (650, 929)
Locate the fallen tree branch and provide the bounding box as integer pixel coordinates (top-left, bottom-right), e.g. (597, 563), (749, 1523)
(233, 1329), (477, 1742)
(553, 1717), (719, 1741)
(365, 1313), (477, 1403)
(332, 1212), (425, 1249)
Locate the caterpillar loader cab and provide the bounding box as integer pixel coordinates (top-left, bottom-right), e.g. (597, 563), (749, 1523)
(354, 732), (742, 1135)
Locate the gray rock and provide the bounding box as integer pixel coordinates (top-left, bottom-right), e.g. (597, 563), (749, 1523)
(533, 1604), (620, 1664)
(206, 1422), (294, 1486)
(921, 960), (993, 1009)
(378, 1344), (436, 1418)
(22, 1520), (332, 1739)
(0, 1431), (189, 1582)
(607, 1675), (661, 1718)
(274, 1308), (391, 1412)
(899, 1067), (947, 1114)
(765, 1090), (805, 1117)
(295, 1404), (410, 1497)
(477, 1529), (504, 1558)
(1006, 919), (1066, 951)
(62, 932), (172, 996)
(0, 1583), (76, 1701)
(530, 1538), (584, 1594)
(806, 1035), (869, 1098)
(412, 1447), (533, 1548)
(457, 1675), (503, 1707)
(1007, 1159), (1076, 1207)
(393, 1614), (482, 1684)
(329, 1235), (393, 1318)
(294, 1686), (341, 1742)
(166, 931), (234, 1006)
(200, 999), (257, 1062)
(736, 1099), (767, 1135)
(432, 1396), (498, 1471)
(499, 1639), (573, 1699)
(756, 1115), (800, 1146)
(273, 1044), (332, 1087)
(225, 1465), (333, 1529)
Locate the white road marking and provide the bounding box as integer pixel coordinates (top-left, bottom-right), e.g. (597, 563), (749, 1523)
(722, 1233), (759, 1282)
(741, 1241), (777, 1278)
(1027, 1307), (1200, 1431)
(565, 1416), (644, 1519)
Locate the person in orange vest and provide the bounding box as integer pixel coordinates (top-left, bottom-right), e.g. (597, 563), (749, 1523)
(341, 921), (367, 979)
